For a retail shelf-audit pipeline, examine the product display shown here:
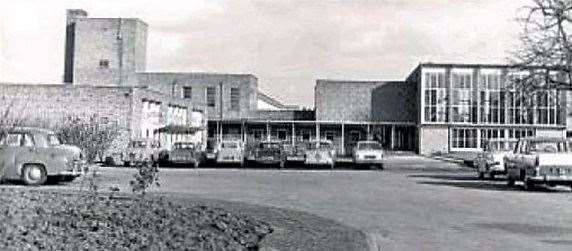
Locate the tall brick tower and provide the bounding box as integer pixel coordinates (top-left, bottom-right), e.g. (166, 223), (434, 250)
(63, 9), (148, 86)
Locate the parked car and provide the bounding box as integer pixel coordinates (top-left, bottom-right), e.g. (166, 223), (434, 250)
(122, 139), (161, 167)
(245, 140), (287, 168)
(0, 127), (86, 185)
(504, 137), (572, 190)
(216, 140), (244, 166)
(285, 141), (309, 163)
(353, 141), (384, 170)
(304, 140), (336, 169)
(205, 138), (218, 161)
(475, 139), (511, 180)
(168, 142), (204, 168)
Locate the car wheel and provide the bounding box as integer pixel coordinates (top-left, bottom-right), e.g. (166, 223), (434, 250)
(22, 164), (47, 186)
(378, 164), (384, 170)
(523, 178), (534, 191)
(489, 172), (496, 180)
(123, 161), (131, 168)
(478, 171), (485, 180)
(507, 177), (515, 187)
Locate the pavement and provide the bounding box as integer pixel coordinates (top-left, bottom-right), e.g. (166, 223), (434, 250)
(15, 155), (572, 250)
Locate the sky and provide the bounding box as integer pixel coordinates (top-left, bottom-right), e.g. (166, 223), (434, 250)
(0, 0), (529, 107)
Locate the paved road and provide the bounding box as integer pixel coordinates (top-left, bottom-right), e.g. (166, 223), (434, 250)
(62, 156), (572, 250)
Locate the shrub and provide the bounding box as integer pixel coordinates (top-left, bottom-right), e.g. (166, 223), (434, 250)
(55, 115), (121, 163)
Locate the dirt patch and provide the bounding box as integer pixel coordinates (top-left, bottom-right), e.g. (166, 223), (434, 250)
(0, 188), (271, 250)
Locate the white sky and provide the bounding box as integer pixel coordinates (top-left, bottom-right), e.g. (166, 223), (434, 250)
(0, 0), (529, 107)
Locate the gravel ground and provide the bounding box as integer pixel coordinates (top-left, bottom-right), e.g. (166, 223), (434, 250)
(0, 188), (272, 250)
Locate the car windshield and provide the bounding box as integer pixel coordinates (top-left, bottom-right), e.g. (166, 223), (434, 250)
(47, 134), (61, 146)
(221, 142), (239, 148)
(174, 143), (194, 149)
(308, 142), (333, 150)
(261, 143), (280, 149)
(357, 142), (382, 150)
(530, 141), (569, 153)
(131, 141), (147, 148)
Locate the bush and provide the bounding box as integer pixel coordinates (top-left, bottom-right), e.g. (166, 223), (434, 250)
(55, 115), (121, 163)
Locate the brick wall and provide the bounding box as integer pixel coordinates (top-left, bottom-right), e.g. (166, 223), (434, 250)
(73, 18), (147, 86)
(371, 81), (417, 123)
(315, 80), (385, 121)
(418, 126), (449, 155)
(135, 72), (258, 120)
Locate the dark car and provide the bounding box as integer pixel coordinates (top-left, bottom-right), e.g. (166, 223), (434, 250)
(245, 141), (287, 168)
(167, 142), (205, 168)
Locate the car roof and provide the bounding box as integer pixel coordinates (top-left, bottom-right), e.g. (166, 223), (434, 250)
(4, 127), (54, 135)
(521, 137), (570, 142)
(357, 140), (381, 144)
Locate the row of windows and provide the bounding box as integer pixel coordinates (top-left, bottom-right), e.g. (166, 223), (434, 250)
(183, 86), (240, 110)
(423, 71), (563, 125)
(451, 127), (535, 150)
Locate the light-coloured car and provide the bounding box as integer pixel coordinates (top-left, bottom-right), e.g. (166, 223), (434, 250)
(122, 139), (161, 167)
(216, 140), (244, 166)
(504, 137), (572, 190)
(168, 142), (204, 168)
(353, 141), (384, 170)
(0, 127), (86, 185)
(475, 139), (511, 180)
(304, 140), (336, 169)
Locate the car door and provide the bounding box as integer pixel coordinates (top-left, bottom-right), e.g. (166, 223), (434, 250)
(0, 133), (26, 179)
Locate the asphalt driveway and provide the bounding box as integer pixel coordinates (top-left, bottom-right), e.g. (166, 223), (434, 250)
(58, 156), (572, 250)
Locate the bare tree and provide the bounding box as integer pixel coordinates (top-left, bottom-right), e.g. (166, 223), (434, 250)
(513, 0), (572, 90)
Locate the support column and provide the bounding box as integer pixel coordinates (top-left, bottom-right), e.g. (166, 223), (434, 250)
(266, 121), (270, 141)
(219, 121), (223, 142)
(241, 121), (246, 143)
(216, 121), (220, 143)
(390, 125), (396, 150)
(315, 123), (320, 141)
(341, 123), (345, 155)
(291, 123), (295, 146)
(367, 124), (371, 140)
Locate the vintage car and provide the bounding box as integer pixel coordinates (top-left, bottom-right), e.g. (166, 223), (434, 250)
(245, 140), (287, 168)
(475, 139), (511, 180)
(304, 140), (336, 169)
(353, 140), (384, 170)
(204, 138), (218, 161)
(285, 141), (309, 163)
(216, 140), (244, 166)
(0, 127), (86, 185)
(504, 137), (572, 190)
(167, 142), (204, 168)
(122, 139), (162, 167)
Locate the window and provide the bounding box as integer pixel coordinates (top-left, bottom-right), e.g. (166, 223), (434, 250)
(0, 133), (22, 146)
(478, 72), (503, 124)
(451, 128), (478, 149)
(451, 72), (474, 123)
(230, 87), (240, 111)
(183, 87), (192, 99)
(207, 87), (216, 107)
(99, 59), (110, 69)
(423, 71), (447, 122)
(325, 131), (335, 141)
(277, 129), (288, 140)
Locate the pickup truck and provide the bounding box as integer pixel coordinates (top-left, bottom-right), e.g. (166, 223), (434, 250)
(504, 137), (572, 190)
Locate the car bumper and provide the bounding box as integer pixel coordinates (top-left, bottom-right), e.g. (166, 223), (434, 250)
(528, 175), (572, 184)
(170, 158), (199, 164)
(305, 159), (334, 165)
(287, 156), (305, 162)
(248, 157), (281, 164)
(217, 158), (243, 164)
(355, 159), (383, 164)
